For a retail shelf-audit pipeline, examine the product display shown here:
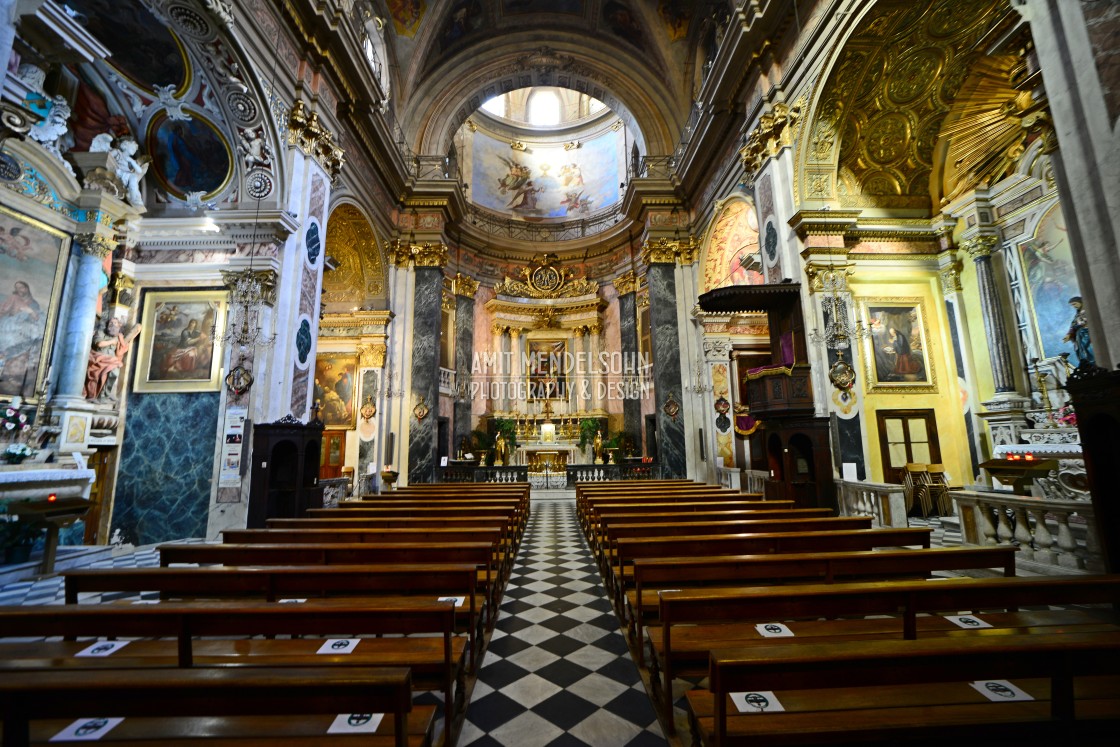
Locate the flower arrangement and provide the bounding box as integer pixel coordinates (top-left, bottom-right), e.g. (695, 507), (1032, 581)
(3, 443), (34, 464)
(1054, 404), (1077, 428)
(2, 406), (30, 436)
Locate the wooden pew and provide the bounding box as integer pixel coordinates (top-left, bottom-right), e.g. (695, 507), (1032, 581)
(62, 563), (484, 670)
(697, 633), (1120, 746)
(309, 506), (526, 546)
(591, 508), (831, 556)
(599, 517), (873, 570)
(626, 545), (1019, 666)
(586, 502), (803, 548)
(610, 528), (932, 604)
(651, 574), (1120, 731)
(0, 600), (464, 743)
(157, 542), (502, 629)
(0, 666), (425, 747)
(221, 527), (512, 592)
(578, 490), (763, 530)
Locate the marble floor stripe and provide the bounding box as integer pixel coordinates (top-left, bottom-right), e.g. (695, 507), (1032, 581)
(461, 498), (667, 747)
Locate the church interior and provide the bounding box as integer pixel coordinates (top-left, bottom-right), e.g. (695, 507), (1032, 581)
(1, 0), (1119, 745)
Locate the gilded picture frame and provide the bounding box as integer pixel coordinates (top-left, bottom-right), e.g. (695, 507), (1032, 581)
(313, 352), (359, 428)
(0, 204), (70, 403)
(133, 289), (226, 393)
(526, 338), (567, 400)
(860, 297), (938, 394)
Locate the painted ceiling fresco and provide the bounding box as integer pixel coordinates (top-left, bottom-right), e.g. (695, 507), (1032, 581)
(469, 127), (622, 220)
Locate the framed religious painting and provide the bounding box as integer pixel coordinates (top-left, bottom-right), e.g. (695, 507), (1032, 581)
(860, 298), (938, 394)
(313, 352), (359, 428)
(133, 290), (226, 393)
(527, 338), (567, 400)
(0, 205), (70, 402)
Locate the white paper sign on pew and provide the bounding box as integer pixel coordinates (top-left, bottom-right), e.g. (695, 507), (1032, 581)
(328, 713), (385, 733)
(50, 717), (125, 741)
(945, 614), (993, 629)
(755, 622), (795, 637)
(439, 596), (466, 607)
(317, 638), (361, 655)
(731, 691), (786, 713)
(75, 640), (131, 657)
(970, 680), (1034, 701)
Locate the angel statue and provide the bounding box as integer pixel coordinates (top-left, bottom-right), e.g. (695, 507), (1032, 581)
(90, 133), (151, 207)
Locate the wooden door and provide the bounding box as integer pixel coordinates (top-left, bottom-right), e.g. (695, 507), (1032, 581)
(876, 409), (941, 485)
(83, 448), (115, 544)
(319, 430), (345, 480)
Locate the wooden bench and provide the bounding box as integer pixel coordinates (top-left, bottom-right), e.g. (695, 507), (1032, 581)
(0, 599), (465, 744)
(626, 545), (1019, 665)
(599, 517), (872, 570)
(282, 514), (522, 550)
(588, 503), (808, 549)
(0, 666), (426, 747)
(62, 563), (484, 670)
(320, 503), (526, 544)
(610, 528), (932, 605)
(157, 542), (502, 630)
(695, 632), (1120, 746)
(652, 574), (1120, 732)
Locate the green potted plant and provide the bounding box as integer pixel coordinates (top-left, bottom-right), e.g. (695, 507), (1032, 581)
(470, 429), (493, 466)
(577, 418), (599, 451)
(1, 502), (41, 564)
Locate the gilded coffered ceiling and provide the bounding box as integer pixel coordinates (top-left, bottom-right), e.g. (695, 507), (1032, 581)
(803, 0), (1006, 213)
(322, 204), (386, 310)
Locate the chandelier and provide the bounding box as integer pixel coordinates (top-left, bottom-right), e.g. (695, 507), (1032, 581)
(216, 268), (277, 349)
(689, 359), (713, 394)
(808, 267), (869, 391)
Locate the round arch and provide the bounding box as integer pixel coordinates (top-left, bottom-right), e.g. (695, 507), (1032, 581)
(698, 194), (763, 294)
(322, 203), (387, 313)
(402, 41), (680, 157)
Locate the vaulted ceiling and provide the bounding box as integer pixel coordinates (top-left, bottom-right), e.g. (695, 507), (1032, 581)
(376, 1), (728, 155)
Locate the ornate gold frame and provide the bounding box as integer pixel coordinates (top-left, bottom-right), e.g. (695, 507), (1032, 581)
(0, 204), (70, 404)
(133, 289), (226, 393)
(526, 337), (567, 401)
(860, 296), (938, 395)
(314, 352), (359, 428)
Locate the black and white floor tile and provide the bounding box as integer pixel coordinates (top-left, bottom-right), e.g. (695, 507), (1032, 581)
(460, 498), (666, 747)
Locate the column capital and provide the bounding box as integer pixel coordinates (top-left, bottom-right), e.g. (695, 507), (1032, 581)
(702, 337), (733, 362)
(73, 232), (116, 258)
(453, 272), (479, 298)
(384, 239), (449, 268)
(612, 271), (639, 296)
(937, 250), (963, 295)
(804, 261), (853, 294)
(641, 237), (698, 265)
(961, 234), (999, 260)
(358, 343), (386, 368)
(441, 290), (455, 312)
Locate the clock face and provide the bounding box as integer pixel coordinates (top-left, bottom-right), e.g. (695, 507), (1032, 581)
(764, 221), (778, 262)
(531, 265), (562, 292)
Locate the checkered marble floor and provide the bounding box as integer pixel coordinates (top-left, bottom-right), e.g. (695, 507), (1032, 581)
(460, 498), (667, 747)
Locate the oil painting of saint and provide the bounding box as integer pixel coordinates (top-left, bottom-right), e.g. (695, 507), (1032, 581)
(314, 354), (359, 427)
(133, 291), (225, 393)
(863, 301), (935, 391)
(0, 208), (67, 400)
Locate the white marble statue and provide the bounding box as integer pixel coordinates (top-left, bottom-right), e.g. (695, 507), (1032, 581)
(90, 134), (150, 207)
(28, 95), (74, 174)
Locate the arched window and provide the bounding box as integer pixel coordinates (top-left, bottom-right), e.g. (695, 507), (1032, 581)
(482, 95), (506, 118)
(527, 90), (560, 126)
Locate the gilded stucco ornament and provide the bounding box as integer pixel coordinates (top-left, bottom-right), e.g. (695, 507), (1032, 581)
(494, 254), (598, 299)
(287, 99), (346, 180)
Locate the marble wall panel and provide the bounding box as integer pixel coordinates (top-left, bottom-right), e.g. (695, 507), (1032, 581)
(407, 267), (442, 483)
(113, 392), (221, 545)
(617, 289), (642, 441)
(454, 294), (475, 447)
(647, 263), (686, 477)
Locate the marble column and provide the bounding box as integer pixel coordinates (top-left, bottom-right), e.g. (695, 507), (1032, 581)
(56, 233), (114, 400)
(614, 272), (642, 442)
(645, 256), (686, 478)
(937, 240), (984, 474)
(963, 235), (1016, 394)
(452, 274), (478, 451)
(589, 324), (604, 412)
(406, 246), (448, 484)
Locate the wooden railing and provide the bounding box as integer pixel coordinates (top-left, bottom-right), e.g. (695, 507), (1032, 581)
(835, 479), (908, 528)
(953, 490), (1102, 573)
